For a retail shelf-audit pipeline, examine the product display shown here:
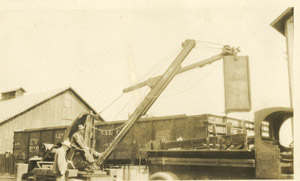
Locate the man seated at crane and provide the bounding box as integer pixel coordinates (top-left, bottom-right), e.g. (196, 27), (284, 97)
(70, 124), (95, 163)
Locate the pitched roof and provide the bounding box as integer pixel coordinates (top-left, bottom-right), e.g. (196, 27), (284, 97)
(1, 87), (26, 94)
(0, 87), (104, 125)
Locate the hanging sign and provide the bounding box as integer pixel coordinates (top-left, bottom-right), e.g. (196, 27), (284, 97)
(223, 56), (251, 113)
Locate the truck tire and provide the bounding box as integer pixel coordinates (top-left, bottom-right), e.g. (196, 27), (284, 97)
(149, 172), (179, 180)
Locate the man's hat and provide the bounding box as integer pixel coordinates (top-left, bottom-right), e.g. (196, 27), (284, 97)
(78, 124), (84, 130)
(61, 140), (71, 148)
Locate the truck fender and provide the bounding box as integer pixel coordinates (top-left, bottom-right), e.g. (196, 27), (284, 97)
(149, 172), (179, 180)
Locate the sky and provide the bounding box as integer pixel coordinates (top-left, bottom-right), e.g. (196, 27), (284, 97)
(0, 1), (295, 124)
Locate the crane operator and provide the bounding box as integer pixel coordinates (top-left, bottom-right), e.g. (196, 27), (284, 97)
(70, 124), (95, 163)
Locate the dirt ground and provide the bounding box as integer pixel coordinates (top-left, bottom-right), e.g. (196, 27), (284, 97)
(0, 175), (15, 181)
(1, 165), (149, 181)
(111, 165), (149, 181)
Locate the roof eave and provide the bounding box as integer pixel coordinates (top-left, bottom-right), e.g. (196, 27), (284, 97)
(1, 87), (26, 94)
(270, 7), (294, 36)
(67, 88), (105, 122)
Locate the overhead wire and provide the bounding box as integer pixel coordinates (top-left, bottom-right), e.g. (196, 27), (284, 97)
(164, 41), (224, 97)
(194, 40), (224, 53)
(97, 40), (224, 117)
(99, 46), (182, 120)
(143, 60), (220, 100)
(161, 60), (221, 98)
(196, 45), (222, 50)
(111, 45), (182, 118)
(195, 40), (225, 46)
(148, 46), (182, 78)
(96, 46), (181, 116)
(141, 60), (221, 100)
(194, 47), (220, 53)
(138, 45), (182, 82)
(97, 93), (125, 116)
(111, 96), (134, 122)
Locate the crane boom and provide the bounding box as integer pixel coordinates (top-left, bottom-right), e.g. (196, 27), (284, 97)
(123, 45), (236, 93)
(94, 39), (196, 167)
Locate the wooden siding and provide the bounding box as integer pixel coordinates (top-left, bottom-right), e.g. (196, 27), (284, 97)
(0, 90), (92, 153)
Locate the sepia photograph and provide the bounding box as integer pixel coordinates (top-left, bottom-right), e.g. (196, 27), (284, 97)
(0, 0), (296, 180)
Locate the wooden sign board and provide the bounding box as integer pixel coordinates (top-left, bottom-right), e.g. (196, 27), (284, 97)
(223, 56), (251, 113)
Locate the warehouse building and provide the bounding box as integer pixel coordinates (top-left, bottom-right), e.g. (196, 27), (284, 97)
(0, 87), (103, 154)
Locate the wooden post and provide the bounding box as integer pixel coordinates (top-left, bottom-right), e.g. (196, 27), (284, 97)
(285, 16), (294, 140)
(285, 16), (294, 108)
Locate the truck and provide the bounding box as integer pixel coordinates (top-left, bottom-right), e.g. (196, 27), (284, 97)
(146, 107), (293, 180)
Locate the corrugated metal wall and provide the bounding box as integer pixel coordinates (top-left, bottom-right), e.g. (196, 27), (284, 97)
(0, 90), (92, 153)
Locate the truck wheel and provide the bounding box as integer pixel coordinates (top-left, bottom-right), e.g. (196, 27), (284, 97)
(149, 172), (179, 180)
